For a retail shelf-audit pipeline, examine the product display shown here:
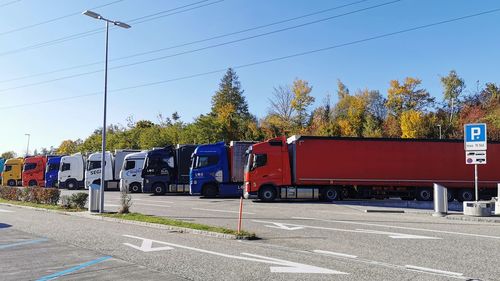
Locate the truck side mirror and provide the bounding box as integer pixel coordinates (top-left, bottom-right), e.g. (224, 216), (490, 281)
(141, 169), (145, 177)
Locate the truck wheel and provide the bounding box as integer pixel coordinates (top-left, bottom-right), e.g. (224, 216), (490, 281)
(203, 184), (218, 198)
(259, 186), (277, 202)
(29, 180), (38, 187)
(7, 180), (16, 186)
(457, 189), (474, 202)
(67, 179), (77, 190)
(130, 183), (141, 193)
(322, 187), (340, 201)
(153, 183), (166, 196)
(415, 188), (433, 201)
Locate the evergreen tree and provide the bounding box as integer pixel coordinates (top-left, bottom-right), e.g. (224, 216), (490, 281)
(211, 68), (250, 119)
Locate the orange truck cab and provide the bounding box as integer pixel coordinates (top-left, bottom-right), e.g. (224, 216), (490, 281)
(22, 156), (48, 187)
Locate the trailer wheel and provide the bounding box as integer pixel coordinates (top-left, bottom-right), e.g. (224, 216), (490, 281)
(415, 188), (433, 201)
(66, 179), (77, 190)
(28, 180), (38, 187)
(7, 179), (16, 186)
(457, 189), (474, 202)
(153, 183), (166, 196)
(259, 186), (277, 202)
(203, 184), (218, 198)
(130, 183), (141, 193)
(322, 187), (340, 202)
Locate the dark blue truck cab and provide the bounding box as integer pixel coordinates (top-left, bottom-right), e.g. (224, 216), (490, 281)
(142, 145), (197, 195)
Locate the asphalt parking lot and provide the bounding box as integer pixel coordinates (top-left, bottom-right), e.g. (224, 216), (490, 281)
(2, 191), (500, 280)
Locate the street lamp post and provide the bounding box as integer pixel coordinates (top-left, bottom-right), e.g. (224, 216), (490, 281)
(25, 134), (30, 156)
(437, 124), (442, 140)
(83, 10), (131, 213)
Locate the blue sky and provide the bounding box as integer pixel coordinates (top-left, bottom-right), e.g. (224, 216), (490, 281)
(0, 0), (499, 155)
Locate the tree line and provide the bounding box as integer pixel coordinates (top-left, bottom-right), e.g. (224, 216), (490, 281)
(2, 68), (499, 157)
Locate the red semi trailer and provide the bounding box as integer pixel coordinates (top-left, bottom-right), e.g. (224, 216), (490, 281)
(244, 136), (500, 202)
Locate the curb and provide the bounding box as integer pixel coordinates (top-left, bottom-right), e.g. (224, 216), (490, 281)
(0, 202), (251, 240)
(445, 215), (500, 224)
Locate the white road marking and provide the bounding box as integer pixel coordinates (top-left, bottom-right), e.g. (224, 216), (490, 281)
(264, 222), (304, 231)
(123, 234), (346, 274)
(0, 208), (14, 213)
(313, 250), (357, 259)
(123, 237), (174, 252)
(293, 216), (500, 240)
(314, 249), (469, 280)
(405, 265), (464, 276)
(134, 203), (171, 208)
(253, 220), (440, 240)
(104, 204), (121, 207)
(192, 208), (256, 215)
(133, 199), (174, 204)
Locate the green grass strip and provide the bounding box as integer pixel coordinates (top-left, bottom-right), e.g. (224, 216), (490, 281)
(102, 212), (256, 239)
(0, 198), (83, 212)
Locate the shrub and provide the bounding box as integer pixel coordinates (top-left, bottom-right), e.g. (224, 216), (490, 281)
(70, 192), (88, 209)
(118, 189), (132, 214)
(0, 186), (21, 201)
(1, 186), (60, 205)
(60, 195), (72, 209)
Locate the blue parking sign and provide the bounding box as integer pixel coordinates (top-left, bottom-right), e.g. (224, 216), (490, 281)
(464, 123), (487, 151)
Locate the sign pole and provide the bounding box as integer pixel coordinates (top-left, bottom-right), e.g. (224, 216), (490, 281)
(474, 164), (478, 201)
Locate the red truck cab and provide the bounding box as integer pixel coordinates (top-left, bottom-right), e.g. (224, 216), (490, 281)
(22, 156), (47, 187)
(244, 137), (291, 200)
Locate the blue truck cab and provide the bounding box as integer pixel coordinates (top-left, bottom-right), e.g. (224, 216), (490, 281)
(190, 141), (254, 198)
(45, 156), (62, 188)
(0, 158), (5, 185)
(142, 145), (197, 195)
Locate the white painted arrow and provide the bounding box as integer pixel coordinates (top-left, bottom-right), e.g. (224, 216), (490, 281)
(265, 222), (304, 231)
(252, 220), (441, 240)
(123, 234), (346, 275)
(123, 236), (174, 252)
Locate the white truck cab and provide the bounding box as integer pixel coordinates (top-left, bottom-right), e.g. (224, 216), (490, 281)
(58, 153), (85, 189)
(86, 150), (139, 190)
(119, 151), (147, 193)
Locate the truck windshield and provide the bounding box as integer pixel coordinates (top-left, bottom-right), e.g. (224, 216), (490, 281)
(87, 161), (101, 170)
(124, 160), (135, 170)
(23, 163), (36, 171)
(61, 163), (70, 171)
(250, 154), (267, 171)
(4, 165), (12, 172)
(245, 153), (253, 172)
(46, 163), (59, 172)
(193, 155), (218, 169)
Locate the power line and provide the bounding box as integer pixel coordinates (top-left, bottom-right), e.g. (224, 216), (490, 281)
(0, 0), (401, 93)
(0, 0), (372, 84)
(0, 0), (222, 57)
(0, 0), (21, 8)
(1, 7), (498, 111)
(0, 0), (125, 36)
(0, 0), (372, 85)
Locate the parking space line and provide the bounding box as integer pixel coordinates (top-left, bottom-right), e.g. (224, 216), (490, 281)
(405, 265), (464, 277)
(314, 249), (470, 280)
(134, 203), (171, 208)
(313, 250), (357, 259)
(36, 256), (112, 281)
(0, 208), (14, 213)
(293, 216), (500, 240)
(0, 238), (48, 250)
(192, 208), (256, 215)
(133, 199), (174, 204)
